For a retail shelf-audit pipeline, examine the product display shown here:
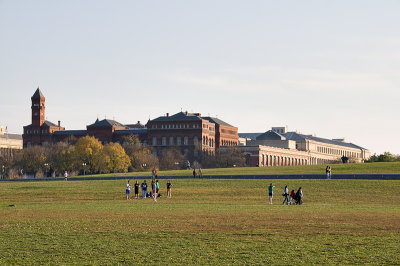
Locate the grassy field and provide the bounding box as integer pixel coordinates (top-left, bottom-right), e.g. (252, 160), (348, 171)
(84, 161), (400, 178)
(0, 178), (399, 265)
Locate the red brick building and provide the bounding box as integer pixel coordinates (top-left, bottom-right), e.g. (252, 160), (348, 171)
(23, 88), (64, 147)
(22, 89), (239, 161)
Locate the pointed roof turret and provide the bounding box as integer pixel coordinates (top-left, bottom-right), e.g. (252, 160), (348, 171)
(31, 87), (45, 99)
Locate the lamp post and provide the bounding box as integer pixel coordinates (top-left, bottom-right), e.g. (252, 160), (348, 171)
(82, 163), (86, 176)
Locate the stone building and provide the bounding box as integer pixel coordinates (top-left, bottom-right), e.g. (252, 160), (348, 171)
(239, 127), (371, 167)
(0, 127), (22, 150)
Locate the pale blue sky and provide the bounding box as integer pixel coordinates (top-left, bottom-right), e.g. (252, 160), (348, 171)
(1, 1), (399, 154)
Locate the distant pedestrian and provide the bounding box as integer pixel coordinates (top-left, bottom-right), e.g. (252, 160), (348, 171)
(126, 180), (131, 200)
(199, 168), (203, 178)
(193, 169), (196, 178)
(166, 180), (172, 198)
(152, 180), (157, 202)
(296, 187), (303, 205)
(326, 166), (332, 179)
(289, 189), (295, 205)
(156, 180), (159, 194)
(282, 185), (289, 205)
(268, 183), (275, 204)
(64, 171), (68, 181)
(152, 169), (155, 179)
(134, 180), (139, 199)
(141, 180), (147, 199)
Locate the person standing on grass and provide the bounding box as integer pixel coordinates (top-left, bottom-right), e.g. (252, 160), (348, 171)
(64, 171), (68, 181)
(326, 166), (332, 179)
(199, 168), (203, 178)
(268, 183), (275, 204)
(126, 180), (131, 200)
(152, 179), (157, 202)
(141, 180), (147, 199)
(193, 168), (196, 178)
(282, 185), (289, 205)
(289, 189), (295, 205)
(134, 180), (139, 199)
(166, 180), (172, 198)
(156, 180), (160, 195)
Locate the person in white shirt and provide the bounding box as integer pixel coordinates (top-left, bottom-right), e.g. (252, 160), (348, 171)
(282, 185), (289, 205)
(126, 180), (131, 200)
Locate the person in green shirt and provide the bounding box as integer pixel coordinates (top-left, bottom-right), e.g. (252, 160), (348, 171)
(268, 183), (275, 204)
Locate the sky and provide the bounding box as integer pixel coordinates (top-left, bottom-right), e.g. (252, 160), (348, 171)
(0, 0), (399, 155)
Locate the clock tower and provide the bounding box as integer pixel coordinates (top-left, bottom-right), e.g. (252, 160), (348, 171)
(31, 88), (45, 127)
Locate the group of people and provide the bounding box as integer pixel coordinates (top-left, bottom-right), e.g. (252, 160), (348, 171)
(326, 166), (332, 179)
(268, 183), (303, 205)
(125, 179), (172, 202)
(192, 168), (202, 178)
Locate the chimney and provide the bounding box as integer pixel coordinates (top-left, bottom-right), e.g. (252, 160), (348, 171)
(58, 120), (61, 128)
(194, 113), (201, 117)
(166, 113), (170, 117)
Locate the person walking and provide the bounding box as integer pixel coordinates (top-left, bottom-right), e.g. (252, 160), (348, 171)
(289, 189), (295, 205)
(268, 183), (275, 204)
(166, 180), (172, 198)
(296, 187), (303, 205)
(193, 168), (196, 178)
(282, 185), (289, 205)
(126, 180), (131, 200)
(141, 180), (147, 199)
(134, 180), (139, 199)
(199, 168), (203, 178)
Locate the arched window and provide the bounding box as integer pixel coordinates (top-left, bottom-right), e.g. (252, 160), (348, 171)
(184, 136), (189, 145)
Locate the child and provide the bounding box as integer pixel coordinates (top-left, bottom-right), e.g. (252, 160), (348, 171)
(166, 180), (172, 198)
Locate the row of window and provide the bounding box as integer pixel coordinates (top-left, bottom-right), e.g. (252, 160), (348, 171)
(152, 136), (215, 147)
(260, 154), (307, 166)
(151, 123), (215, 131)
(25, 129), (48, 135)
(221, 140), (237, 146)
(317, 146), (360, 158)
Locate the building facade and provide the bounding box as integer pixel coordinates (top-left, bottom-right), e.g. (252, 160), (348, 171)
(239, 127), (371, 167)
(22, 89), (239, 161)
(22, 88), (64, 147)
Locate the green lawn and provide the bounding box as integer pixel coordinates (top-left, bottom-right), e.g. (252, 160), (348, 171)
(0, 178), (399, 264)
(83, 161), (400, 178)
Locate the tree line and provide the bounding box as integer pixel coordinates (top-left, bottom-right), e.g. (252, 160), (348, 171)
(366, 152), (400, 163)
(0, 135), (246, 178)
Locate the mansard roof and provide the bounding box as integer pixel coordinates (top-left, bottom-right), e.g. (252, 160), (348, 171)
(151, 112), (203, 122)
(239, 131), (367, 150)
(88, 119), (126, 128)
(283, 132), (367, 150)
(125, 121), (146, 129)
(256, 130), (286, 140)
(0, 133), (22, 140)
(32, 88), (45, 99)
(202, 117), (234, 127)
